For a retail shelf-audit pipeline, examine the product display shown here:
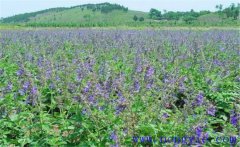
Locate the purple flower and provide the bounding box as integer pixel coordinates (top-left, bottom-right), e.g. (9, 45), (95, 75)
(45, 68), (52, 79)
(195, 126), (202, 137)
(146, 79), (154, 89)
(49, 83), (55, 89)
(110, 131), (118, 141)
(207, 106), (216, 116)
(83, 81), (91, 93)
(88, 95), (96, 105)
(179, 82), (185, 93)
(133, 80), (140, 92)
(19, 89), (25, 96)
(196, 92), (204, 106)
(230, 111), (238, 126)
(37, 57), (43, 67)
(55, 76), (61, 81)
(16, 69), (24, 76)
(145, 66), (154, 77)
(162, 113), (169, 118)
(136, 65), (142, 73)
(213, 59), (222, 66)
(115, 105), (126, 115)
(95, 83), (102, 92)
(110, 144), (119, 147)
(23, 81), (30, 91)
(6, 82), (13, 91)
(31, 86), (38, 95)
(82, 108), (87, 115)
(76, 68), (82, 82)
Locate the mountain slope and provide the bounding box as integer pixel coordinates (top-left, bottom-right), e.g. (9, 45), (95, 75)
(1, 3), (148, 25)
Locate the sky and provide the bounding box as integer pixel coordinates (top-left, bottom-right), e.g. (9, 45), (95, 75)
(0, 0), (239, 18)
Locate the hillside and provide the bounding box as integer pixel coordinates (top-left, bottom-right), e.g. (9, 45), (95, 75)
(1, 3), (148, 25)
(0, 2), (239, 27)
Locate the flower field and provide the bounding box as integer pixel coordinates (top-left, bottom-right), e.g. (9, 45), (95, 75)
(0, 29), (239, 146)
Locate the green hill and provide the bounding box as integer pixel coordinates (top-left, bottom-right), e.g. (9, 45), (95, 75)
(1, 3), (148, 26)
(0, 2), (239, 27)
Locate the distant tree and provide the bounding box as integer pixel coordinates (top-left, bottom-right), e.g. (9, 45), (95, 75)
(139, 17), (144, 21)
(133, 15), (138, 21)
(215, 4), (223, 12)
(149, 8), (162, 20)
(163, 11), (180, 20)
(123, 7), (128, 12)
(199, 10), (210, 16)
(222, 3), (240, 19)
(183, 15), (196, 24)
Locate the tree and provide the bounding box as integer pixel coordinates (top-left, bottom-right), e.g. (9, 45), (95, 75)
(183, 15), (196, 24)
(139, 17), (144, 21)
(149, 8), (162, 20)
(133, 15), (138, 21)
(222, 3), (240, 19)
(215, 4), (223, 12)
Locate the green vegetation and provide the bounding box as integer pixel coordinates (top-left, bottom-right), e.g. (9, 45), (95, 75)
(0, 3), (239, 27)
(0, 28), (239, 146)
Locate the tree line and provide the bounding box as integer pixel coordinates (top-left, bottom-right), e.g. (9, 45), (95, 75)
(149, 3), (239, 24)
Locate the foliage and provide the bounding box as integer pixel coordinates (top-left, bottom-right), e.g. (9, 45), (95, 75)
(133, 15), (138, 21)
(1, 3), (239, 27)
(0, 29), (239, 146)
(149, 8), (162, 20)
(139, 17), (144, 22)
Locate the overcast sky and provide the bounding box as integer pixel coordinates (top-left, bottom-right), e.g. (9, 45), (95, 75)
(0, 0), (239, 18)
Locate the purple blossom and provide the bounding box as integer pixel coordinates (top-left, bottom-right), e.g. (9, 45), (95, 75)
(31, 86), (38, 95)
(76, 68), (82, 82)
(6, 82), (13, 91)
(23, 81), (30, 91)
(110, 131), (118, 141)
(207, 106), (216, 116)
(83, 81), (91, 93)
(133, 80), (140, 92)
(82, 108), (87, 115)
(195, 126), (202, 137)
(16, 69), (24, 76)
(230, 111), (238, 126)
(162, 113), (169, 119)
(178, 82), (185, 93)
(145, 66), (154, 77)
(88, 95), (96, 105)
(19, 89), (25, 96)
(55, 76), (61, 81)
(49, 83), (55, 89)
(45, 68), (52, 79)
(213, 59), (222, 66)
(196, 92), (204, 106)
(95, 83), (102, 92)
(115, 105), (126, 115)
(136, 65), (142, 73)
(37, 57), (43, 67)
(146, 79), (154, 89)
(110, 144), (119, 147)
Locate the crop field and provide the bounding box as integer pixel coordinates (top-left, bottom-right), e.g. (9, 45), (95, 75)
(0, 29), (239, 146)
